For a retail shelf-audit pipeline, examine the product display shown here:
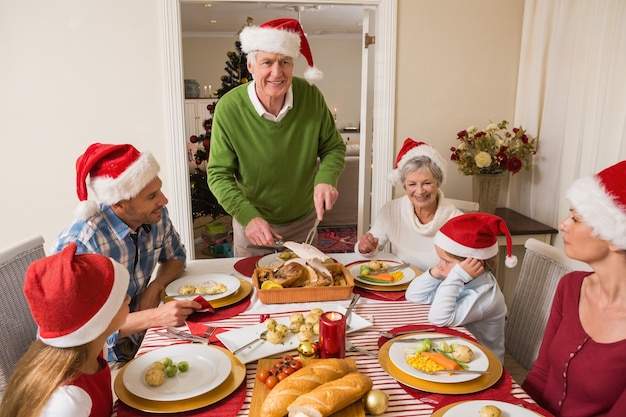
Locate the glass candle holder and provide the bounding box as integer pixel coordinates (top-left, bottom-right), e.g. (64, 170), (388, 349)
(318, 311), (346, 358)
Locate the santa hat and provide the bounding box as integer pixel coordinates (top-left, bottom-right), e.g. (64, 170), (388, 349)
(566, 160), (626, 249)
(434, 213), (518, 268)
(24, 243), (129, 348)
(74, 143), (159, 219)
(239, 18), (323, 84)
(388, 138), (448, 186)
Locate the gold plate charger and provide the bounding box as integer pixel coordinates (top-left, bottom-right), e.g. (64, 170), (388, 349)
(162, 277), (252, 308)
(431, 400), (544, 416)
(345, 260), (421, 292)
(378, 333), (503, 394)
(115, 345), (246, 413)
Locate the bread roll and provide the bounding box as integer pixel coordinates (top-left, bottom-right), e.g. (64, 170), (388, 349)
(287, 372), (373, 417)
(260, 359), (357, 417)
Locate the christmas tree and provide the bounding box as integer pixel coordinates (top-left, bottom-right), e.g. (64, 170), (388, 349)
(216, 16), (253, 98)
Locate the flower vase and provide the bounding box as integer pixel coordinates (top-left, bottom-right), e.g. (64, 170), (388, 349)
(472, 173), (504, 214)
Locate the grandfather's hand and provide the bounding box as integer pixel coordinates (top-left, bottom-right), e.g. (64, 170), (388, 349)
(313, 183), (339, 220)
(459, 257), (485, 280)
(357, 232), (379, 254)
(245, 217), (283, 247)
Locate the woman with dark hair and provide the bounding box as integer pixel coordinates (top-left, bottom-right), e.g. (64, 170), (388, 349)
(522, 160), (626, 417)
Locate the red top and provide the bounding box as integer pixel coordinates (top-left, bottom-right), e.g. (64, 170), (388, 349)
(522, 271), (626, 416)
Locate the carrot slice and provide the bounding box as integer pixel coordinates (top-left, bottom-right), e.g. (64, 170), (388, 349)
(360, 273), (395, 282)
(420, 351), (461, 370)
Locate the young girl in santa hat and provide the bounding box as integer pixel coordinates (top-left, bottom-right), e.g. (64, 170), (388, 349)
(0, 243), (130, 417)
(405, 212), (516, 363)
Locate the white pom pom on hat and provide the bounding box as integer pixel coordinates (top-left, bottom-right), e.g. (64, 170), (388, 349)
(433, 213), (518, 268)
(74, 143), (160, 220)
(566, 160), (626, 250)
(387, 138), (448, 186)
(239, 18), (323, 84)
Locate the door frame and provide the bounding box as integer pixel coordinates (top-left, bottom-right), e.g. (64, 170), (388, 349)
(160, 0), (397, 258)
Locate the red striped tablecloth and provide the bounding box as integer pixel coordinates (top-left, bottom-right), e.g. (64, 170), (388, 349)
(133, 300), (539, 416)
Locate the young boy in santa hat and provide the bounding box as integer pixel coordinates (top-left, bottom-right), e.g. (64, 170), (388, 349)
(0, 244), (130, 417)
(405, 213), (515, 363)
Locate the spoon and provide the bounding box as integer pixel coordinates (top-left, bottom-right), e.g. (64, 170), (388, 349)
(232, 330), (267, 355)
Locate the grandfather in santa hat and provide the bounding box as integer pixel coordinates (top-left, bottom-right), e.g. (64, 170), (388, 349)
(207, 18), (346, 257)
(51, 143), (198, 364)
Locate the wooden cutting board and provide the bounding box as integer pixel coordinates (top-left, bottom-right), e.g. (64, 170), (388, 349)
(249, 358), (365, 417)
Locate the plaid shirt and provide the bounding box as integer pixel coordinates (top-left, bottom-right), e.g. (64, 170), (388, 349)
(52, 204), (186, 360)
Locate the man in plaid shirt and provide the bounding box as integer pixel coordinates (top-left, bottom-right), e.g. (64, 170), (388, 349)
(52, 143), (200, 362)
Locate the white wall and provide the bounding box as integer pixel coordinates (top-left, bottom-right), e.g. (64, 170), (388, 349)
(0, 0), (172, 252)
(0, 0), (524, 251)
(394, 0), (524, 203)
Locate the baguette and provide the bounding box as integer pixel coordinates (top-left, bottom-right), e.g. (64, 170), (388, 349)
(287, 372), (373, 417)
(260, 359), (357, 417)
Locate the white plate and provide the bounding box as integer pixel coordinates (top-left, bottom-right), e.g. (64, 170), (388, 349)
(388, 333), (489, 383)
(217, 305), (373, 363)
(122, 344), (231, 401)
(165, 273), (240, 301)
(442, 400), (541, 416)
(349, 260), (417, 286)
(257, 253), (291, 268)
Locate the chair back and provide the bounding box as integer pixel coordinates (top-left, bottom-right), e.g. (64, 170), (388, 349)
(504, 238), (592, 370)
(447, 198), (479, 213)
(0, 235), (45, 399)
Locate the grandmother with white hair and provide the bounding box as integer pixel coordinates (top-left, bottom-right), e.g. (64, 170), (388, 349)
(355, 138), (463, 271)
(207, 18), (346, 257)
(522, 160), (626, 417)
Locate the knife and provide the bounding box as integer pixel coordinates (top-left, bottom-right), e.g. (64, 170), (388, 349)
(156, 330), (210, 345)
(367, 263), (411, 275)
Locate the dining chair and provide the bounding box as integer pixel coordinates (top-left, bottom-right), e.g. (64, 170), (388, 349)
(504, 237), (592, 383)
(447, 198), (479, 213)
(0, 235), (45, 400)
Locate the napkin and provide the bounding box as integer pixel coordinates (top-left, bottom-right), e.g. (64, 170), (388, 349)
(354, 286), (406, 301)
(193, 295), (215, 313)
(233, 255), (263, 277)
(115, 380), (246, 417)
(186, 297), (250, 323)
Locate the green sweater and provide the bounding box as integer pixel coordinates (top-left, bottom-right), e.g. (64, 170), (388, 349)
(207, 77), (346, 227)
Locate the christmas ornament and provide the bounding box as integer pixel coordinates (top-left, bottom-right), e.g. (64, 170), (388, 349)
(297, 340), (318, 359)
(363, 389), (388, 415)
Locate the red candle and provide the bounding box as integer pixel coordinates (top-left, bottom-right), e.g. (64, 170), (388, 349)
(318, 311), (346, 359)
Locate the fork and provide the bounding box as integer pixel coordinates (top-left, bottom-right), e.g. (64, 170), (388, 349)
(202, 326), (218, 338)
(346, 340), (377, 357)
(304, 217), (321, 245)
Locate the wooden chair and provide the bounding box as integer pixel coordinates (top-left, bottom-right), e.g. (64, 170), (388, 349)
(446, 198), (479, 213)
(504, 237), (592, 383)
(0, 235), (45, 400)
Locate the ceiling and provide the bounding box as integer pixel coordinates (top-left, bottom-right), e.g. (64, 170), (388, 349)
(180, 2), (367, 37)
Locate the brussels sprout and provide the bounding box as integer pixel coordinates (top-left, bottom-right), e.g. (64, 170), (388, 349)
(359, 265), (371, 275)
(160, 357), (173, 367)
(415, 338), (432, 354)
(165, 365), (178, 377)
(177, 361), (189, 372)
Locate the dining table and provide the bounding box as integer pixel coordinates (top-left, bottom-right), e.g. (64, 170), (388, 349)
(113, 252), (553, 417)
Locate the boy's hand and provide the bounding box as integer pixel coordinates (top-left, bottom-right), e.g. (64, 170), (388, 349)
(459, 257), (484, 279)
